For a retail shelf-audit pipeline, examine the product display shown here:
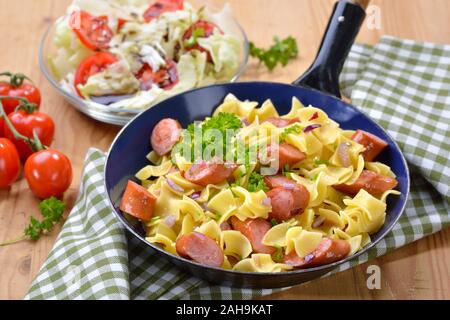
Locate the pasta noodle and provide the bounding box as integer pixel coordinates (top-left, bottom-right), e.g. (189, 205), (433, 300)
(123, 95), (401, 273)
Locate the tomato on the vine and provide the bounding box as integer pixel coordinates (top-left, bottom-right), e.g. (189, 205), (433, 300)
(69, 10), (114, 51)
(143, 0), (184, 22)
(24, 149), (73, 199)
(0, 138), (20, 189)
(136, 60), (179, 91)
(0, 75), (41, 115)
(74, 52), (118, 97)
(0, 118), (4, 137)
(4, 108), (55, 160)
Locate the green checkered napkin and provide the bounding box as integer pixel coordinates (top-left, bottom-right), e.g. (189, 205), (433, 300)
(26, 36), (450, 300)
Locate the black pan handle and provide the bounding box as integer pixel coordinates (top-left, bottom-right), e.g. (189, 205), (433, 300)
(292, 0), (368, 98)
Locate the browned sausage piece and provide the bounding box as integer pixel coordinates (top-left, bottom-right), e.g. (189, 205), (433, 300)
(266, 187), (295, 222)
(230, 216), (276, 254)
(176, 232), (224, 268)
(351, 130), (388, 162)
(308, 238), (351, 267)
(265, 143), (306, 171)
(283, 238), (350, 268)
(184, 161), (237, 186)
(219, 221), (232, 231)
(263, 117), (300, 128)
(283, 251), (313, 268)
(150, 118), (182, 156)
(264, 175), (310, 215)
(334, 170), (398, 196)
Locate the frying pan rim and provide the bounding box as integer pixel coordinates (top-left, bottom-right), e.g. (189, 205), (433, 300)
(104, 80), (410, 279)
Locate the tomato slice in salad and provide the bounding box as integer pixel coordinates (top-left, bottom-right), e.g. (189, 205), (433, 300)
(182, 20), (223, 60)
(74, 52), (118, 97)
(143, 0), (184, 23)
(137, 60), (179, 91)
(69, 10), (114, 51)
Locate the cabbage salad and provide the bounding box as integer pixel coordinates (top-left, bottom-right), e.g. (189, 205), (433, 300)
(49, 0), (242, 110)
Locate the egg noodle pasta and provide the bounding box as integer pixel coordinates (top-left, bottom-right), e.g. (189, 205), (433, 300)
(119, 94), (401, 272)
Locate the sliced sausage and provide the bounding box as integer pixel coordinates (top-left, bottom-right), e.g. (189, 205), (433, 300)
(308, 238), (350, 267)
(120, 180), (156, 222)
(283, 238), (350, 268)
(264, 175), (310, 215)
(351, 129), (388, 162)
(264, 143), (306, 171)
(266, 187), (295, 222)
(220, 221), (232, 231)
(283, 251), (314, 268)
(184, 161), (237, 186)
(150, 118), (182, 156)
(263, 117), (300, 128)
(230, 216), (276, 254)
(176, 232), (224, 267)
(334, 170), (398, 196)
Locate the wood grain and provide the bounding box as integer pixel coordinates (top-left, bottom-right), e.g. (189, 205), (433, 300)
(0, 0), (449, 300)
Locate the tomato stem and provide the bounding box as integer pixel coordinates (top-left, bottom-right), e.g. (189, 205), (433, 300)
(0, 101), (46, 152)
(0, 72), (33, 87)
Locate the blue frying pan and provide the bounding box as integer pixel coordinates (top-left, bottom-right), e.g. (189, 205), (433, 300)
(105, 0), (409, 288)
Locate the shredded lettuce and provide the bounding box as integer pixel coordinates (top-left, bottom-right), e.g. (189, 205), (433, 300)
(78, 60), (140, 97)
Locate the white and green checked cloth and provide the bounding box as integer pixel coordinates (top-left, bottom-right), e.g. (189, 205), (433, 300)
(25, 36), (450, 300)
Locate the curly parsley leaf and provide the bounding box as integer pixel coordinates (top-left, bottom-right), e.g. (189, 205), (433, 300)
(249, 36), (299, 71)
(247, 172), (268, 192)
(174, 112), (242, 162)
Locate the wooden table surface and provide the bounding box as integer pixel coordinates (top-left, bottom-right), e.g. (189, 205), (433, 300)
(0, 0), (449, 300)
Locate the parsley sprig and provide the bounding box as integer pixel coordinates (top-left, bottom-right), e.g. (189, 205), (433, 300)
(0, 197), (66, 247)
(249, 36), (299, 71)
(174, 112), (242, 162)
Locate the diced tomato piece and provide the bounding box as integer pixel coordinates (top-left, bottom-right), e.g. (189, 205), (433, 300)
(143, 0), (184, 22)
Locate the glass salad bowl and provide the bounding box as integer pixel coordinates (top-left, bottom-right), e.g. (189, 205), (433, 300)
(39, 5), (249, 126)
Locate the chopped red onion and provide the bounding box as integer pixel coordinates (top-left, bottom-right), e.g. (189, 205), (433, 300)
(262, 198), (272, 206)
(304, 253), (315, 263)
(167, 179), (184, 193)
(282, 183), (295, 190)
(309, 112), (319, 121)
(303, 124), (322, 133)
(190, 192), (201, 200)
(220, 222), (232, 231)
(337, 142), (351, 167)
(164, 215), (177, 228)
(312, 216), (326, 228)
(242, 118), (250, 126)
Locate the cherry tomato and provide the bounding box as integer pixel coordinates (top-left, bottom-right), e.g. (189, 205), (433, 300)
(0, 81), (41, 115)
(69, 10), (113, 51)
(182, 20), (222, 60)
(136, 61), (179, 91)
(4, 109), (55, 160)
(143, 0), (184, 22)
(74, 52), (118, 97)
(0, 138), (20, 188)
(0, 117), (4, 137)
(24, 149), (73, 199)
